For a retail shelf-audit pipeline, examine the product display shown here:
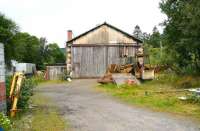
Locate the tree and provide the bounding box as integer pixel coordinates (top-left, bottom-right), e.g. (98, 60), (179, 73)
(0, 13), (19, 65)
(0, 13), (18, 43)
(160, 0), (200, 73)
(44, 43), (65, 65)
(142, 32), (150, 43)
(133, 25), (143, 40)
(11, 32), (43, 68)
(147, 26), (161, 48)
(38, 37), (48, 69)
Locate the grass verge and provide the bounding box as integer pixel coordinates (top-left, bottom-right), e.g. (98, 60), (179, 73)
(97, 74), (200, 121)
(11, 92), (69, 131)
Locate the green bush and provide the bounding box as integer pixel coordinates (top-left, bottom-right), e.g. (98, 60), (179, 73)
(0, 112), (11, 131)
(6, 76), (36, 111)
(5, 76), (12, 111)
(17, 78), (35, 109)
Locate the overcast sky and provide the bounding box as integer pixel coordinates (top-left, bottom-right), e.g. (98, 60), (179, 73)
(0, 0), (166, 47)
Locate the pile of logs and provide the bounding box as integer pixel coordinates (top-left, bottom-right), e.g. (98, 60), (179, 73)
(106, 64), (133, 74)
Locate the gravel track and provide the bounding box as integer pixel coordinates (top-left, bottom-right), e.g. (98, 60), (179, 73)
(36, 79), (200, 131)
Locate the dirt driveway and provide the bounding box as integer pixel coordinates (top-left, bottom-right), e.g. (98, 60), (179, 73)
(37, 79), (200, 131)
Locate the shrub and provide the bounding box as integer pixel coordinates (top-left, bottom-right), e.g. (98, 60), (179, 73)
(6, 76), (36, 111)
(5, 76), (12, 111)
(17, 78), (35, 109)
(5, 76), (12, 97)
(0, 112), (11, 131)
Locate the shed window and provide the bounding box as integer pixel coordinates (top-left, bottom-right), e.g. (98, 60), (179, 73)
(119, 46), (128, 57)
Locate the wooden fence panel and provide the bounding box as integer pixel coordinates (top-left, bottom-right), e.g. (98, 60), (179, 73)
(46, 66), (66, 80)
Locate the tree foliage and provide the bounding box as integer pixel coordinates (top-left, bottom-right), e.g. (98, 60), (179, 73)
(147, 26), (162, 48)
(0, 13), (18, 43)
(44, 43), (65, 65)
(160, 0), (200, 73)
(11, 33), (41, 63)
(0, 13), (19, 65)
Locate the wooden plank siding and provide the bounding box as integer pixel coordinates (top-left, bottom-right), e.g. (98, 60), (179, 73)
(46, 66), (66, 80)
(71, 44), (138, 78)
(72, 25), (136, 44)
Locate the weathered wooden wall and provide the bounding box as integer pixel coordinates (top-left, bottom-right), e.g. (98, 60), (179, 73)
(72, 44), (138, 78)
(0, 43), (6, 113)
(46, 66), (66, 80)
(72, 25), (137, 44)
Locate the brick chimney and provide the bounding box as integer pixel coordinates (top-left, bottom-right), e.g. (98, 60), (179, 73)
(66, 30), (72, 77)
(67, 30), (72, 41)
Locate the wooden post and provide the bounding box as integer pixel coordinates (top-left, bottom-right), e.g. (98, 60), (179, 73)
(10, 72), (24, 117)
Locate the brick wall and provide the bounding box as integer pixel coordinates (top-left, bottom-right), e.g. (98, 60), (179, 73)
(0, 43), (6, 113)
(0, 82), (6, 112)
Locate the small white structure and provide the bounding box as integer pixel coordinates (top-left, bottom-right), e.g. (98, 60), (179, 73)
(15, 63), (36, 75)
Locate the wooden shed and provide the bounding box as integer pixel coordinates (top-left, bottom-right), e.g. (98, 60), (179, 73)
(66, 22), (142, 78)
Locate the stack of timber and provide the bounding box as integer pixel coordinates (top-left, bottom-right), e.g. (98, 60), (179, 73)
(106, 64), (133, 74)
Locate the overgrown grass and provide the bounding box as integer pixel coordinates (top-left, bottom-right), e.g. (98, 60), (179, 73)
(97, 73), (200, 120)
(11, 91), (69, 131)
(152, 72), (200, 88)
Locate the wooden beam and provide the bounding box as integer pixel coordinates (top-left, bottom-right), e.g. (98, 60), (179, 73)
(72, 43), (141, 47)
